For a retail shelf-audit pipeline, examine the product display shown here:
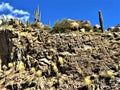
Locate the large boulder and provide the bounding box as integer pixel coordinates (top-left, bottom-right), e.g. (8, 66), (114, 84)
(82, 20), (92, 31)
(36, 22), (44, 29)
(31, 22), (44, 29)
(70, 21), (80, 30)
(108, 24), (120, 32)
(67, 19), (92, 31)
(93, 24), (103, 32)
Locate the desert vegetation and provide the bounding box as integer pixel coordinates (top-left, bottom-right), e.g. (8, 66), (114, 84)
(0, 9), (120, 90)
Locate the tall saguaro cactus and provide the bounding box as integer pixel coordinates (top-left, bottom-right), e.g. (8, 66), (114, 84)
(98, 10), (104, 32)
(34, 5), (40, 22)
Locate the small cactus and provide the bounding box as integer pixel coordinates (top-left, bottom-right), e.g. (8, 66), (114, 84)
(84, 76), (92, 85)
(106, 70), (114, 78)
(18, 61), (25, 72)
(47, 39), (51, 44)
(114, 64), (119, 71)
(58, 56), (64, 66)
(30, 67), (36, 74)
(52, 63), (58, 73)
(50, 87), (56, 90)
(8, 62), (14, 68)
(2, 65), (7, 70)
(36, 70), (42, 77)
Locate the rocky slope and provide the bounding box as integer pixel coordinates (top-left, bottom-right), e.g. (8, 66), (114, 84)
(0, 27), (120, 90)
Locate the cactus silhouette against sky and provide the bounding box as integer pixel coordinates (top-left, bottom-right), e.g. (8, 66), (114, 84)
(98, 10), (104, 32)
(34, 5), (41, 22)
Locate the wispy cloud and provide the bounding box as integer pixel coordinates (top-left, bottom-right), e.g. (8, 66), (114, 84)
(19, 16), (30, 22)
(0, 2), (13, 11)
(13, 9), (30, 15)
(0, 2), (30, 22)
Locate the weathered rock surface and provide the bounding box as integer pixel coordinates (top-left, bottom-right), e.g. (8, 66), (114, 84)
(0, 28), (120, 90)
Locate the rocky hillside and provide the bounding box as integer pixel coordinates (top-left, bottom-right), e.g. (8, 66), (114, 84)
(0, 26), (120, 90)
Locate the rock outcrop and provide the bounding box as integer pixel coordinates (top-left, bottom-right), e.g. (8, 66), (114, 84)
(0, 23), (120, 89)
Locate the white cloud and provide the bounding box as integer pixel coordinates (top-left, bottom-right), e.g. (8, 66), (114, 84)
(0, 2), (30, 15)
(13, 9), (30, 15)
(19, 16), (30, 22)
(0, 2), (30, 22)
(0, 2), (13, 11)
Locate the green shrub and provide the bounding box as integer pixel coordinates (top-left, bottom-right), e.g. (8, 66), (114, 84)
(44, 25), (51, 30)
(52, 19), (71, 33)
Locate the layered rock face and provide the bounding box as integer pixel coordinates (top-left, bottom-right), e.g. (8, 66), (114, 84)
(0, 30), (14, 64)
(0, 27), (120, 90)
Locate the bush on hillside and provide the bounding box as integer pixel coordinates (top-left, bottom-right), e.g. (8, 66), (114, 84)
(44, 25), (51, 30)
(52, 19), (71, 33)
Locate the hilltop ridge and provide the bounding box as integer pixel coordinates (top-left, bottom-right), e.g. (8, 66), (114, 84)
(0, 22), (120, 89)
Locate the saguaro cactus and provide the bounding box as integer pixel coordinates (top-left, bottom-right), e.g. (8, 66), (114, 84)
(34, 5), (40, 22)
(98, 10), (104, 32)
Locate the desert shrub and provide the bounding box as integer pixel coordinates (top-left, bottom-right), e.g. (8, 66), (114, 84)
(83, 26), (92, 32)
(52, 19), (71, 33)
(13, 24), (18, 28)
(8, 19), (14, 25)
(44, 25), (51, 30)
(31, 23), (37, 28)
(30, 23), (39, 30)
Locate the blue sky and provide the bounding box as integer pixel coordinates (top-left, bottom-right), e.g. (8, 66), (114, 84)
(0, 0), (120, 29)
